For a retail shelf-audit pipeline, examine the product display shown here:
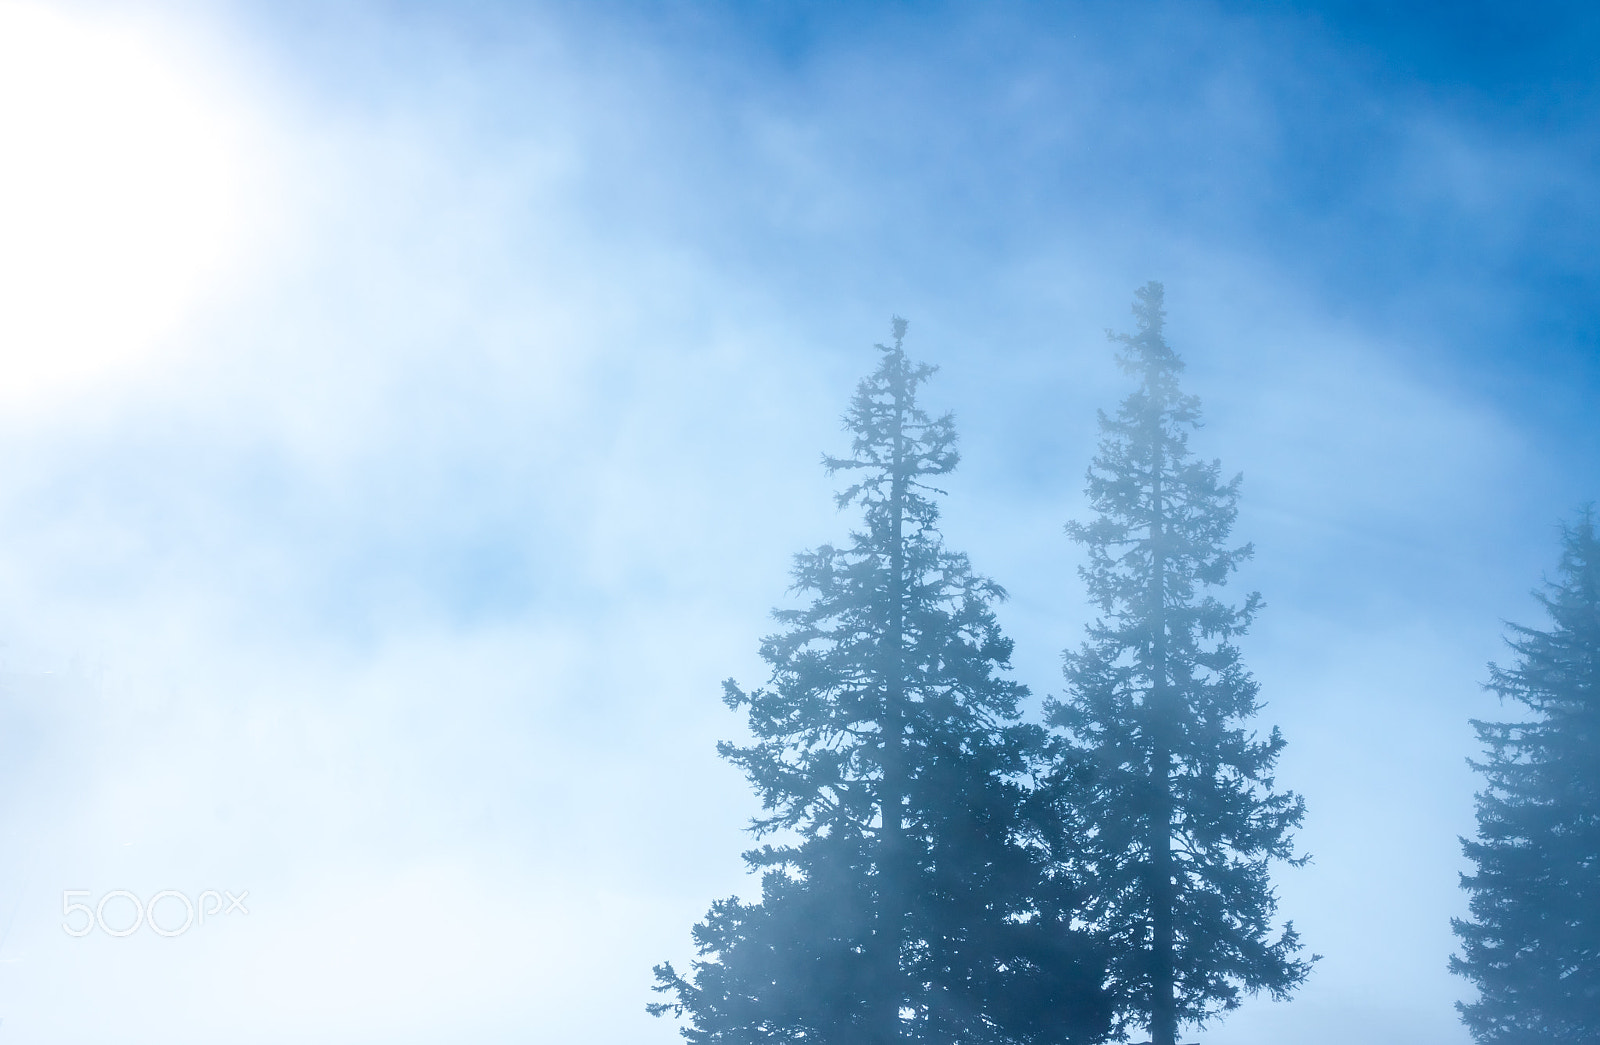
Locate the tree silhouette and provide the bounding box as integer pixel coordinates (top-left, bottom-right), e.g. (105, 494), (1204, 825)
(651, 319), (1109, 1045)
(1045, 283), (1312, 1045)
(1453, 510), (1600, 1043)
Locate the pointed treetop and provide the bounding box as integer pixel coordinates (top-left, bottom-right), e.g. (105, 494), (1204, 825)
(1519, 505), (1600, 632)
(1111, 280), (1184, 382)
(824, 317), (957, 510)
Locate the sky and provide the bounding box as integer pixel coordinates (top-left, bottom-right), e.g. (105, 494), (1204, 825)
(0, 0), (1597, 1041)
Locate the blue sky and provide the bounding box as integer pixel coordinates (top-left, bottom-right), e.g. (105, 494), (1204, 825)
(0, 1), (1596, 1041)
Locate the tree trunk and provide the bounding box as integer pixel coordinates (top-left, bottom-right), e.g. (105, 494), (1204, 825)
(877, 356), (910, 1045)
(1148, 427), (1177, 1045)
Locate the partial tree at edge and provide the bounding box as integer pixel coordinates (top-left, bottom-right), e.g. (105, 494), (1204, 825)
(1453, 510), (1600, 1043)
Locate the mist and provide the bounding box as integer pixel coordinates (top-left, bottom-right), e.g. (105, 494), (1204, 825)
(0, 2), (1596, 1042)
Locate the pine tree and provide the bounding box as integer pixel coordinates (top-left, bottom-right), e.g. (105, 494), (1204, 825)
(1045, 283), (1311, 1045)
(651, 319), (1110, 1045)
(1452, 511), (1600, 1044)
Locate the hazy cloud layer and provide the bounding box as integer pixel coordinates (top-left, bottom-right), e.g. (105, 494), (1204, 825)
(0, 2), (1592, 1041)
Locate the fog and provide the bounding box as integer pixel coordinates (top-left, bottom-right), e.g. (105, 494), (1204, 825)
(0, 2), (1595, 1042)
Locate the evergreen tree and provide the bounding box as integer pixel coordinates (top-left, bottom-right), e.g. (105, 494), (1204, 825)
(1452, 511), (1600, 1044)
(651, 319), (1110, 1045)
(1045, 283), (1311, 1045)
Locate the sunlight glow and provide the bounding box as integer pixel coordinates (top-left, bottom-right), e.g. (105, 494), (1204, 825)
(0, 2), (252, 402)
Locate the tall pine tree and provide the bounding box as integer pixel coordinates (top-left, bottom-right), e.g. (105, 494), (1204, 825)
(651, 319), (1110, 1045)
(1452, 511), (1600, 1043)
(1046, 283), (1311, 1045)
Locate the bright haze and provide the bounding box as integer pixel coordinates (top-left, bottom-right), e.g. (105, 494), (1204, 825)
(0, 1), (1595, 1042)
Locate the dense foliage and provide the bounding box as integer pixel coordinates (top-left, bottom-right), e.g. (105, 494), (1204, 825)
(651, 320), (1109, 1045)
